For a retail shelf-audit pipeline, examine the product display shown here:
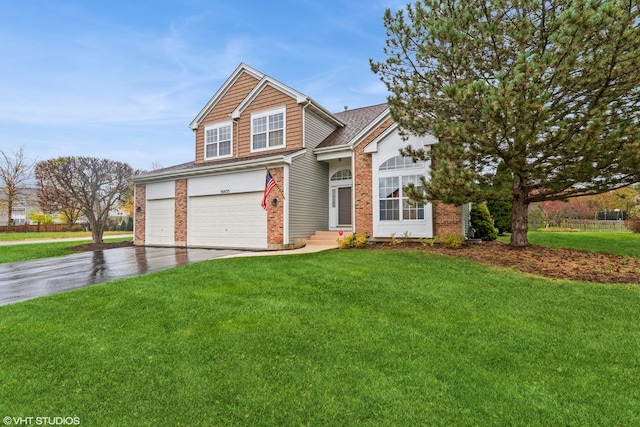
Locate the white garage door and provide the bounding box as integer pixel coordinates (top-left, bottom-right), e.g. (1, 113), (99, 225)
(146, 198), (175, 245)
(189, 192), (267, 249)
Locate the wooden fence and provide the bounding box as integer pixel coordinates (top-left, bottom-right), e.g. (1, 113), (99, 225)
(529, 219), (629, 232)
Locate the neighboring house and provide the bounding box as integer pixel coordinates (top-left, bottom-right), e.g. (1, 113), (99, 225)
(132, 63), (468, 250)
(0, 187), (37, 226)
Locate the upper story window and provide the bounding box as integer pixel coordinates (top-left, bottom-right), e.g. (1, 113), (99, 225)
(379, 155), (424, 171)
(204, 121), (233, 160)
(251, 107), (285, 152)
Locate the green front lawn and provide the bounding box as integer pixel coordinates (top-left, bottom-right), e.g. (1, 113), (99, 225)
(0, 237), (132, 264)
(0, 231), (130, 241)
(1, 250), (639, 426)
(499, 231), (640, 257)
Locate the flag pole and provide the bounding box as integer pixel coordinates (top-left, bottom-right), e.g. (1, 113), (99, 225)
(265, 167), (285, 199)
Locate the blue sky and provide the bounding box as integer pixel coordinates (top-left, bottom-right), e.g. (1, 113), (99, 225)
(0, 0), (405, 170)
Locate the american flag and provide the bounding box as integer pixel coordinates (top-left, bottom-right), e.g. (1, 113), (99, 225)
(261, 171), (276, 210)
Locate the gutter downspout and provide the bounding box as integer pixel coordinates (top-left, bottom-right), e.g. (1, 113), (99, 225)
(232, 117), (239, 159)
(351, 148), (356, 232)
(302, 99), (311, 148)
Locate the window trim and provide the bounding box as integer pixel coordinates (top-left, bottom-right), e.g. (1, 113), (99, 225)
(204, 121), (233, 160)
(250, 106), (286, 153)
(330, 169), (352, 181)
(379, 155), (425, 171)
(378, 169), (426, 222)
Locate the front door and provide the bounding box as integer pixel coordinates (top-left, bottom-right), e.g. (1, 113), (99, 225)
(330, 185), (352, 229)
(338, 187), (352, 226)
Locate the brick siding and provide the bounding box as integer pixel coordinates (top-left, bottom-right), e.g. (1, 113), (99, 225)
(134, 184), (146, 245)
(174, 179), (187, 245)
(353, 118), (395, 236)
(265, 167), (285, 248)
(433, 203), (463, 237)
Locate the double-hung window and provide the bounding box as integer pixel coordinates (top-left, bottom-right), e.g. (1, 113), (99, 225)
(378, 156), (426, 221)
(204, 122), (232, 160)
(251, 107), (285, 152)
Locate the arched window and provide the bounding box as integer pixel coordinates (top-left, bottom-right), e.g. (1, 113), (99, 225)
(378, 156), (425, 221)
(379, 155), (424, 171)
(330, 169), (352, 181)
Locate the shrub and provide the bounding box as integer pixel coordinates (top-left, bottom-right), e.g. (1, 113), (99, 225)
(337, 232), (368, 249)
(440, 234), (465, 249)
(487, 199), (512, 235)
(626, 207), (640, 233)
(470, 203), (498, 241)
(421, 237), (437, 247)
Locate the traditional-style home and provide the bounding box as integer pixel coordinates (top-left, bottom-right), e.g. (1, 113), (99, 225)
(132, 63), (469, 249)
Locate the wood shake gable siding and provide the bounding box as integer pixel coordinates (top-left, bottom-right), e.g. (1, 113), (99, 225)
(236, 85), (303, 158)
(195, 72), (260, 164)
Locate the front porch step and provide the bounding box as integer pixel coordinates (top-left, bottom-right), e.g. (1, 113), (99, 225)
(305, 230), (341, 247)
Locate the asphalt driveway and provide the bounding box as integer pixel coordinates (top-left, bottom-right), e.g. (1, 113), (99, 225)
(0, 246), (244, 306)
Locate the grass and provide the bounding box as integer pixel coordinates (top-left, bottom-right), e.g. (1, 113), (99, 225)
(1, 250), (639, 426)
(499, 231), (640, 257)
(0, 230), (130, 241)
(0, 237), (132, 264)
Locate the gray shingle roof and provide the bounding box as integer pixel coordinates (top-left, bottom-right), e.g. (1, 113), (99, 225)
(316, 103), (389, 149)
(132, 103), (390, 182)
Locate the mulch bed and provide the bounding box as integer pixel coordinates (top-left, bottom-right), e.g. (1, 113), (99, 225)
(68, 240), (134, 252)
(368, 240), (640, 284)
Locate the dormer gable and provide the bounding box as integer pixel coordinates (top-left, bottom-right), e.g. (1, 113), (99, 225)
(190, 63), (264, 131)
(231, 76), (307, 119)
(192, 63), (345, 165)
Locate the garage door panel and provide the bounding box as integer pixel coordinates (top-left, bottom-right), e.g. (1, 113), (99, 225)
(146, 198), (175, 245)
(189, 192), (267, 249)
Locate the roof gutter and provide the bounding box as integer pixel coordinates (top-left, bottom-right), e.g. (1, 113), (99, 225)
(304, 97), (345, 127)
(130, 153), (300, 184)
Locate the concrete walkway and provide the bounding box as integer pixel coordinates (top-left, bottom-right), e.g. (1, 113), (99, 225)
(222, 243), (338, 258)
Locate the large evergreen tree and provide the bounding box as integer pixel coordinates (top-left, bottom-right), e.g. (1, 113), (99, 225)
(487, 161), (512, 234)
(371, 0), (640, 246)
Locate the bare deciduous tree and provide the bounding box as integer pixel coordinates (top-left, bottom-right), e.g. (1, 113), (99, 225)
(35, 157), (133, 243)
(34, 162), (83, 227)
(0, 147), (34, 231)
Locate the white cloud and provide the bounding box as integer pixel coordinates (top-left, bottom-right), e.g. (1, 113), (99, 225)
(0, 1), (395, 169)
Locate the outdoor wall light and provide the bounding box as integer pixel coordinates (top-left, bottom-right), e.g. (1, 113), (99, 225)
(136, 206), (142, 213)
(271, 198), (278, 207)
